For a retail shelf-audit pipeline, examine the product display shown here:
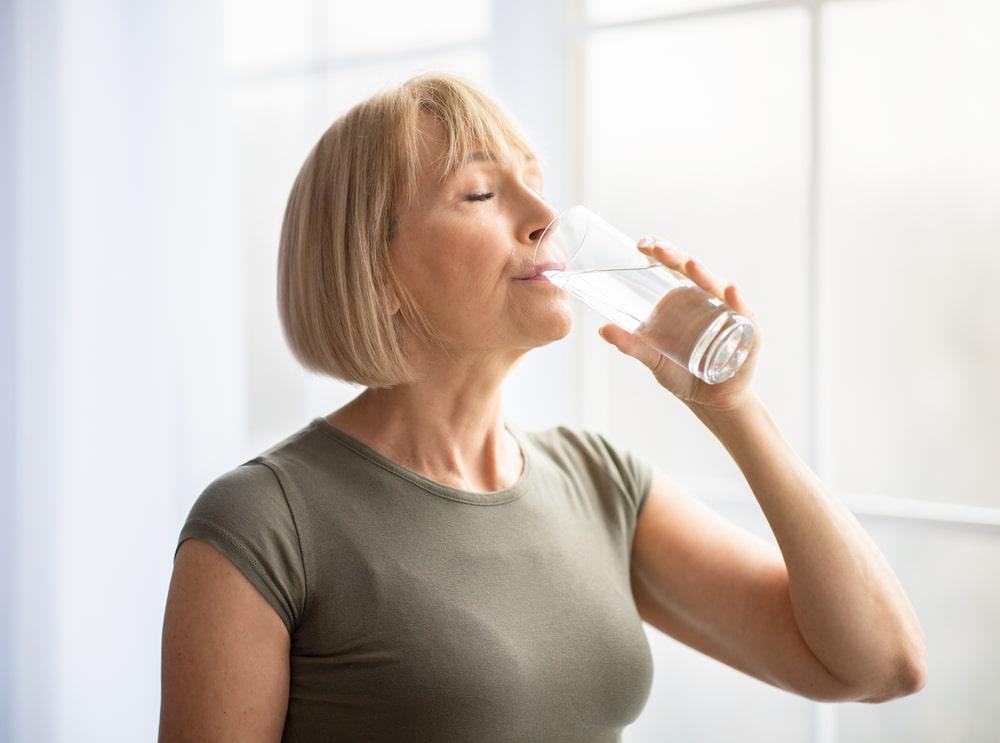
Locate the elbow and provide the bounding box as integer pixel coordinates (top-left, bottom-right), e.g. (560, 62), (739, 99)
(864, 620), (930, 703)
(860, 647), (929, 703)
(892, 650), (929, 699)
(891, 630), (930, 700)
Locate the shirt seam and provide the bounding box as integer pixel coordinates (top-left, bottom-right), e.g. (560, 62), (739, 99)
(318, 426), (527, 506)
(183, 517), (295, 634)
(592, 431), (643, 513)
(249, 459), (310, 629)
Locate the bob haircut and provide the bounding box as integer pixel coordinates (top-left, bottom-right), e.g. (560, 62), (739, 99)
(277, 72), (540, 389)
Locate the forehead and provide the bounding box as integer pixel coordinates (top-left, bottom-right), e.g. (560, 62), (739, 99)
(434, 149), (542, 189)
(458, 150), (542, 186)
(413, 118), (539, 182)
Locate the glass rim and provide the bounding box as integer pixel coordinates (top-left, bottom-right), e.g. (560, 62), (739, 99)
(532, 204), (592, 266)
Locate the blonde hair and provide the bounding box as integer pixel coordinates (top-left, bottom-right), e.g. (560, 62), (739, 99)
(277, 72), (540, 389)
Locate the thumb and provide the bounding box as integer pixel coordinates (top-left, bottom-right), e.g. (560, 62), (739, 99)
(598, 324), (665, 374)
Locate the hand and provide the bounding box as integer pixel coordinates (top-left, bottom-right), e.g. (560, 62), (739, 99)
(597, 235), (762, 413)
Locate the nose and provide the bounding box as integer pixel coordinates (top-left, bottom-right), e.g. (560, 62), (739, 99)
(525, 198), (559, 246)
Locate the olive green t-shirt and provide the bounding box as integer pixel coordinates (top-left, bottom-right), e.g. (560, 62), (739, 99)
(175, 416), (655, 743)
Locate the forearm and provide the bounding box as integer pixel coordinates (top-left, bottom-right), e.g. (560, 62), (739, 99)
(686, 391), (928, 697)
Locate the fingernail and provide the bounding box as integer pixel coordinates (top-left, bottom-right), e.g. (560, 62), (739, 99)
(637, 235), (653, 248)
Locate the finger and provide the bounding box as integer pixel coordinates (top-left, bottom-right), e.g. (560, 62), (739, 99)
(637, 237), (686, 272)
(639, 242), (727, 302)
(723, 282), (758, 324)
(683, 257), (728, 301)
(598, 323), (665, 374)
(722, 283), (763, 357)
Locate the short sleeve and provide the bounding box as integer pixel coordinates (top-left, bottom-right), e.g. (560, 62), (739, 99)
(593, 432), (655, 520)
(175, 461), (307, 635)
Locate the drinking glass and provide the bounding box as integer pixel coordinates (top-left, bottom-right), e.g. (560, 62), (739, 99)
(533, 205), (754, 384)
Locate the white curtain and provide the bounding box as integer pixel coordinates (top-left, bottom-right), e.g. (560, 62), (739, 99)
(7, 1), (245, 739)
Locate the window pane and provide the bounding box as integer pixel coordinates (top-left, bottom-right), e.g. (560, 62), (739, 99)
(587, 0), (763, 25)
(840, 518), (1000, 741)
(822, 0), (1000, 508)
(584, 9), (811, 482)
(320, 0), (490, 58)
(228, 78), (323, 445)
(224, 0), (489, 74)
(315, 51), (491, 120)
(223, 0), (317, 72)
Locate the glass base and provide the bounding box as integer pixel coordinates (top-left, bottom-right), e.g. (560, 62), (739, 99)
(690, 314), (754, 384)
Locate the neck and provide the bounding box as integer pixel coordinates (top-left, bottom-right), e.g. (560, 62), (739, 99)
(326, 376), (523, 492)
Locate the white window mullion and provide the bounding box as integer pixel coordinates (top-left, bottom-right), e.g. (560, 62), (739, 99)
(807, 2), (837, 740)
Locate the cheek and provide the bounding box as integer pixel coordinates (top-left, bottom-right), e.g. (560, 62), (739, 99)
(405, 223), (507, 298)
(396, 241), (506, 320)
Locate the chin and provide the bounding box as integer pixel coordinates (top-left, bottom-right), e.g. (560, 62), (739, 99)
(530, 303), (574, 346)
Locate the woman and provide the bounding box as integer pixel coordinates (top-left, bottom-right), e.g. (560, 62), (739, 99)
(159, 73), (927, 742)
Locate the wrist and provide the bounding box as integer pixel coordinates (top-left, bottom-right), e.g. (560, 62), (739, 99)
(685, 389), (762, 426)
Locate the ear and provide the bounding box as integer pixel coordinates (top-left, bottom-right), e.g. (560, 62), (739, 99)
(382, 251), (403, 315)
(385, 288), (401, 316)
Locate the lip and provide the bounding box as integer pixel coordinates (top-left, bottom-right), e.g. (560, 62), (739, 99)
(518, 276), (553, 283)
(514, 261), (566, 280)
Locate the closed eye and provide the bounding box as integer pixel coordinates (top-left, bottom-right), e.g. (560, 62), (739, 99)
(465, 192), (494, 202)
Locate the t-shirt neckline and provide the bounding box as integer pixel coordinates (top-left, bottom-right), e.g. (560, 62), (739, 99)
(309, 416), (533, 506)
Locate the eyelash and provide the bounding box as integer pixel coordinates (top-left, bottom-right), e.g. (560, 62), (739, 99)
(465, 187), (545, 203)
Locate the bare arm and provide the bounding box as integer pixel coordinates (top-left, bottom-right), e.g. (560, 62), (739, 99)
(604, 238), (927, 702)
(686, 392), (927, 699)
(631, 468), (861, 702)
(641, 391), (928, 702)
(159, 539), (291, 742)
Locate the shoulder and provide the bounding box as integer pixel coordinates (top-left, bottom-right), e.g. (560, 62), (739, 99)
(525, 424), (611, 462)
(183, 417), (332, 529)
(525, 425), (654, 514)
(177, 460), (307, 634)
(182, 461), (292, 534)
(195, 460), (284, 501)
(527, 424), (639, 471)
